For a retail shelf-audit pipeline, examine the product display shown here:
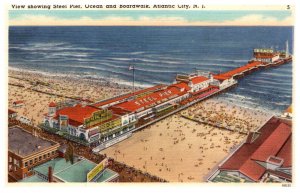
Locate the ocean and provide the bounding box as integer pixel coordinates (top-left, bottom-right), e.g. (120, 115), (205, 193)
(9, 26), (293, 114)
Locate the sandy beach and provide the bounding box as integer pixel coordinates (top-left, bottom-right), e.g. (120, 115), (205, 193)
(102, 99), (271, 182)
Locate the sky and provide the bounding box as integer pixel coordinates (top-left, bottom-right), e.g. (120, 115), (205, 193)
(9, 9), (294, 26)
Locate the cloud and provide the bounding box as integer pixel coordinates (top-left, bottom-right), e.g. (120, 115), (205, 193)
(9, 14), (293, 26)
(220, 14), (293, 26)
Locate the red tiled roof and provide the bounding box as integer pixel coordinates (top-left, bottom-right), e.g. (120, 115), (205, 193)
(255, 55), (277, 59)
(239, 159), (266, 181)
(109, 106), (131, 116)
(49, 102), (56, 107)
(93, 84), (165, 108)
(13, 100), (24, 104)
(276, 135), (292, 168)
(251, 123), (291, 162)
(215, 61), (263, 79)
(169, 82), (191, 91)
(55, 104), (100, 125)
(8, 109), (17, 115)
(219, 117), (292, 181)
(212, 74), (230, 81)
(115, 87), (186, 112)
(190, 76), (209, 84)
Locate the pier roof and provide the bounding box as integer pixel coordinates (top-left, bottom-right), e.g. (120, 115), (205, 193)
(93, 84), (165, 108)
(115, 86), (186, 112)
(168, 82), (191, 91)
(55, 104), (100, 125)
(215, 61), (263, 80)
(219, 117), (292, 181)
(190, 76), (209, 84)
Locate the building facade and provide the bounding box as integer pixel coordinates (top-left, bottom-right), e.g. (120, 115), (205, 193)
(43, 72), (223, 147)
(207, 117), (292, 183)
(8, 126), (60, 181)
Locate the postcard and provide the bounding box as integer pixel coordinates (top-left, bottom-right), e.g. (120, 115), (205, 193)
(5, 1), (294, 187)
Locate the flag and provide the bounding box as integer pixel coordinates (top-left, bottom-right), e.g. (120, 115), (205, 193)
(129, 65), (135, 70)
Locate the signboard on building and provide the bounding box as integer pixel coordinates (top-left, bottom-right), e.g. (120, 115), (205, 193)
(253, 48), (274, 53)
(121, 115), (129, 126)
(59, 115), (68, 130)
(87, 158), (108, 182)
(84, 109), (113, 127)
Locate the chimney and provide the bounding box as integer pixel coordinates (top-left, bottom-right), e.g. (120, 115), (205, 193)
(48, 166), (53, 182)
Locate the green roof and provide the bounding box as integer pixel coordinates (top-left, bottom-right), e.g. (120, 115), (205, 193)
(95, 168), (118, 182)
(19, 175), (47, 183)
(54, 159), (96, 182)
(21, 157), (119, 183)
(34, 157), (74, 176)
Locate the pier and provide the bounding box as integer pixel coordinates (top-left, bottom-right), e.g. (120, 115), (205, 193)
(39, 44), (292, 152)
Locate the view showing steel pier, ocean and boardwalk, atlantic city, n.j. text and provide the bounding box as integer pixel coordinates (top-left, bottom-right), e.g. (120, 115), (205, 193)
(6, 3), (294, 186)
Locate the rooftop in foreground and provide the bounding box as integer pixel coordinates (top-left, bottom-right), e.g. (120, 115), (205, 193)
(21, 157), (119, 182)
(8, 126), (57, 157)
(218, 117), (292, 182)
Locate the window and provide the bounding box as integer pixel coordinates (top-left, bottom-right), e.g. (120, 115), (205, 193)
(39, 156), (42, 161)
(29, 160), (33, 165)
(43, 154), (46, 159)
(34, 158), (37, 163)
(47, 153), (50, 157)
(24, 162), (28, 167)
(52, 151), (55, 155)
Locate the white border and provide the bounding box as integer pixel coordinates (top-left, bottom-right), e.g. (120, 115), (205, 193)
(1, 0), (299, 193)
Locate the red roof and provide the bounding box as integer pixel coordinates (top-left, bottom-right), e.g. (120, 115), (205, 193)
(212, 74), (230, 81)
(169, 82), (191, 91)
(255, 55), (276, 59)
(55, 104), (100, 125)
(8, 109), (17, 115)
(115, 87), (186, 112)
(219, 117), (292, 181)
(190, 76), (209, 84)
(13, 100), (24, 104)
(251, 123), (291, 162)
(109, 106), (131, 116)
(93, 84), (165, 108)
(239, 159), (266, 181)
(49, 102), (56, 107)
(214, 61), (263, 80)
(276, 136), (292, 168)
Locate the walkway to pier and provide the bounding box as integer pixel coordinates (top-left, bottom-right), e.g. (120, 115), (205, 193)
(180, 114), (248, 135)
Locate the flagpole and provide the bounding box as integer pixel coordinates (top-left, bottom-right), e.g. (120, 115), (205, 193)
(133, 65), (135, 97)
(129, 64), (135, 99)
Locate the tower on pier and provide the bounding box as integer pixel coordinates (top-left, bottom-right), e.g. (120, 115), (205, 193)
(285, 40), (289, 58)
